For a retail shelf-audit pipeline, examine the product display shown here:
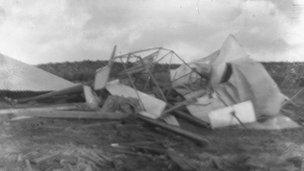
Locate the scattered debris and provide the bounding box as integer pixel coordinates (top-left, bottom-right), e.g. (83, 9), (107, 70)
(137, 114), (209, 146)
(171, 34), (298, 130)
(0, 34), (302, 170)
(166, 148), (198, 171)
(32, 152), (61, 164)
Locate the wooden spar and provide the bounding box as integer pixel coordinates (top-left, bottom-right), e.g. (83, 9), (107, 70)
(159, 100), (210, 128)
(83, 85), (101, 109)
(2, 106), (128, 120)
(11, 110), (127, 119)
(94, 45), (116, 90)
(109, 45), (117, 62)
(0, 103), (93, 115)
(161, 99), (197, 116)
(17, 84), (84, 103)
(136, 114), (209, 146)
(171, 110), (210, 128)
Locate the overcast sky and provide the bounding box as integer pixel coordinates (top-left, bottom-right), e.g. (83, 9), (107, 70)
(0, 0), (303, 64)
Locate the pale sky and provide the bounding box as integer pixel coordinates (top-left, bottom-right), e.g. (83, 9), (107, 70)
(0, 0), (303, 64)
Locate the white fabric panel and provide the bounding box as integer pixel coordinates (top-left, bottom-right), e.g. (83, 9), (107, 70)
(0, 53), (74, 91)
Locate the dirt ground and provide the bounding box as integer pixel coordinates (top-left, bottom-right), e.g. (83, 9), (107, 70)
(0, 88), (303, 171)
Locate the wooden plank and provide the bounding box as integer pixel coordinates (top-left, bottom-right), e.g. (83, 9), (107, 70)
(0, 103), (129, 120)
(10, 110), (128, 120)
(159, 102), (210, 128)
(161, 98), (197, 116)
(17, 84), (83, 103)
(83, 85), (100, 109)
(130, 145), (165, 155)
(94, 45), (116, 90)
(32, 152), (61, 164)
(171, 110), (210, 128)
(0, 103), (92, 115)
(136, 114), (209, 146)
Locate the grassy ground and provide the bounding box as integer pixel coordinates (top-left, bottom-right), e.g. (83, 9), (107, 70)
(0, 60), (302, 170)
(0, 88), (302, 170)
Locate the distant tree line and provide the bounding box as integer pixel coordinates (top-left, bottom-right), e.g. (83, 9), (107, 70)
(37, 60), (304, 88)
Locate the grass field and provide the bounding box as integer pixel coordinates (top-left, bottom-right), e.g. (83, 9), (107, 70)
(0, 60), (302, 170)
(0, 87), (302, 170)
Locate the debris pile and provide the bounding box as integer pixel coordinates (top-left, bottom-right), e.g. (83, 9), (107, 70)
(0, 34), (302, 170)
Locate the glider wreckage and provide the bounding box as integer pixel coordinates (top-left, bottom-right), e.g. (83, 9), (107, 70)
(0, 35), (301, 145)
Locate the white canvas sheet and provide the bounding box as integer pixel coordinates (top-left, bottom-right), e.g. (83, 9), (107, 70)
(209, 101), (256, 128)
(0, 53), (74, 91)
